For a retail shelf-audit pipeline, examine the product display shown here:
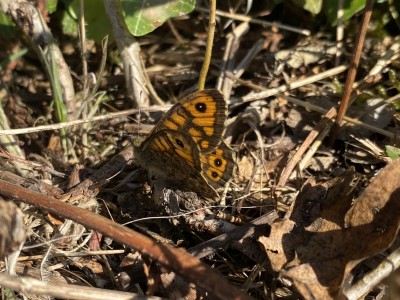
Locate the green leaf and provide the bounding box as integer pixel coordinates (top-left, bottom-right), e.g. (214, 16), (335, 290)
(47, 0), (58, 14)
(61, 5), (78, 36)
(121, 0), (195, 37)
(291, 0), (322, 14)
(0, 48), (28, 70)
(0, 10), (15, 37)
(323, 0), (366, 26)
(60, 0), (113, 42)
(386, 145), (400, 160)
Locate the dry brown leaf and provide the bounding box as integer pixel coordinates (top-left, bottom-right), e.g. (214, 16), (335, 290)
(0, 200), (26, 258)
(236, 155), (254, 183)
(259, 159), (400, 299)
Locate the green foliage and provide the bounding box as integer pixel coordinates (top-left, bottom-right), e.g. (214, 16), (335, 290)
(47, 0), (59, 14)
(332, 77), (343, 95)
(281, 0), (368, 22)
(375, 85), (388, 98)
(323, 0), (366, 26)
(388, 69), (400, 110)
(0, 0), (394, 41)
(59, 0), (196, 41)
(0, 10), (15, 37)
(60, 0), (113, 42)
(2, 288), (16, 300)
(292, 0), (323, 14)
(385, 145), (400, 160)
(0, 48), (28, 70)
(389, 69), (400, 92)
(120, 0), (195, 36)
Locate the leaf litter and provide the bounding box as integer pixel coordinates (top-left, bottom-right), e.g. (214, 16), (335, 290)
(0, 2), (400, 300)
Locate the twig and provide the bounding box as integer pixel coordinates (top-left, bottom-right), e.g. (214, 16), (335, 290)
(0, 179), (251, 300)
(277, 107), (337, 189)
(298, 122), (334, 172)
(239, 65), (348, 103)
(79, 0), (89, 159)
(0, 106), (168, 136)
(65, 145), (134, 198)
(79, 0), (88, 98)
(217, 22), (250, 98)
(196, 7), (311, 36)
(0, 93), (27, 174)
(364, 35), (400, 78)
(331, 0), (375, 141)
(0, 272), (159, 300)
(18, 250), (125, 261)
(189, 211), (278, 262)
(340, 246), (400, 300)
(282, 95), (397, 139)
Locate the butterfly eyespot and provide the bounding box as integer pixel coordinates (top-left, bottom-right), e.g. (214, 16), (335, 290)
(211, 171), (218, 178)
(214, 158), (222, 167)
(195, 102), (207, 113)
(175, 138), (184, 148)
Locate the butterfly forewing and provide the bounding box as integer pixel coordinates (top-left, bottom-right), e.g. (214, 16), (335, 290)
(150, 90), (227, 153)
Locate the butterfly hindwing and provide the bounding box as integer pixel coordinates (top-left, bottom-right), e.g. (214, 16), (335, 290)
(135, 130), (219, 199)
(139, 130), (202, 171)
(201, 142), (236, 189)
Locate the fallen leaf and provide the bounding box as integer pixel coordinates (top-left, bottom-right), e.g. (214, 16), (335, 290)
(259, 160), (400, 299)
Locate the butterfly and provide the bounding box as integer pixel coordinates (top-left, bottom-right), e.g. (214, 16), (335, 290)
(133, 89), (235, 200)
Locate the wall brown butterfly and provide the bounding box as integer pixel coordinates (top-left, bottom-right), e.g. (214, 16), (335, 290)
(134, 89), (235, 200)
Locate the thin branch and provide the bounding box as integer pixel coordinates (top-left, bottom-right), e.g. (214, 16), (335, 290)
(0, 179), (251, 300)
(341, 246), (400, 300)
(277, 107), (337, 189)
(196, 6), (311, 36)
(0, 272), (160, 300)
(331, 0), (375, 140)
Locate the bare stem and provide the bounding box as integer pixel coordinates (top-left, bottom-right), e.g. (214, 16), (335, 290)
(198, 0), (216, 91)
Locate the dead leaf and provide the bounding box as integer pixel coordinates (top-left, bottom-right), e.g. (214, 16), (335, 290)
(0, 200), (26, 258)
(259, 160), (400, 299)
(275, 45), (336, 69)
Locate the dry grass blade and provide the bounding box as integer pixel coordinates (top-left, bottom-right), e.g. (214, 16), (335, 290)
(0, 272), (161, 300)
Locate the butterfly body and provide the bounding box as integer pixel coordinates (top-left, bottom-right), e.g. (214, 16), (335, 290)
(134, 89), (235, 200)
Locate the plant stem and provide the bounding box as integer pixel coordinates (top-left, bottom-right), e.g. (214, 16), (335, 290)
(198, 0), (216, 91)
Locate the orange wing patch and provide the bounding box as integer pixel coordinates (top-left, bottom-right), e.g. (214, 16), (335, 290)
(200, 140), (210, 150)
(166, 132), (198, 169)
(152, 136), (171, 152)
(188, 127), (202, 138)
(183, 95), (218, 117)
(202, 148), (227, 183)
